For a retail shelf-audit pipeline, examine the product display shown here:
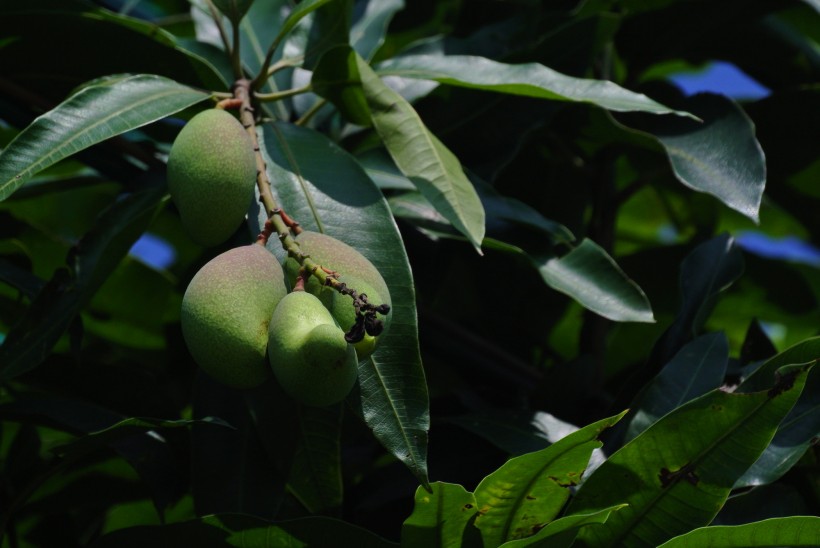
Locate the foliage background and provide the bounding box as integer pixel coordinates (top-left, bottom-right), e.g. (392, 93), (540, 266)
(0, 0), (818, 546)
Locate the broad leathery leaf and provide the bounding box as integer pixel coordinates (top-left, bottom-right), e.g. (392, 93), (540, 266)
(473, 412), (626, 547)
(621, 94), (766, 222)
(0, 74), (208, 201)
(288, 403), (344, 514)
(355, 49), (486, 253)
(536, 239), (655, 323)
(271, 0), (335, 57)
(735, 337), (820, 488)
(401, 482), (477, 548)
(625, 332), (729, 442)
(212, 0), (254, 23)
(652, 233), (744, 366)
(250, 121), (429, 487)
(656, 516), (820, 548)
(0, 180), (166, 380)
(302, 0), (352, 71)
(313, 45), (372, 126)
(351, 0), (405, 61)
(376, 54), (695, 117)
(90, 514), (397, 548)
(568, 363), (812, 548)
(500, 505), (628, 548)
(51, 416), (232, 459)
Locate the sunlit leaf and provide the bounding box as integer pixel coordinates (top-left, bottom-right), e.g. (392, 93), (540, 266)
(656, 516), (820, 547)
(401, 482), (477, 548)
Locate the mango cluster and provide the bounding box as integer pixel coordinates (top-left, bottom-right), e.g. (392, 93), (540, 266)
(168, 109), (391, 405)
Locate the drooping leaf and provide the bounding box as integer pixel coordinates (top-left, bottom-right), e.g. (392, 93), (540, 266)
(656, 516), (820, 548)
(351, 0), (405, 61)
(734, 337), (820, 488)
(620, 94), (767, 222)
(472, 412), (626, 547)
(313, 45), (372, 126)
(499, 505), (628, 548)
(535, 239), (655, 323)
(625, 332), (729, 442)
(401, 482), (477, 548)
(375, 54), (695, 117)
(0, 75), (208, 201)
(354, 49), (486, 252)
(303, 0), (352, 70)
(288, 403), (344, 514)
(90, 514), (397, 547)
(251, 121), (429, 487)
(0, 180), (166, 380)
(568, 363), (812, 548)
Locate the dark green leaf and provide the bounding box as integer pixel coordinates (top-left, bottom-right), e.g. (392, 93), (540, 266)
(625, 332), (729, 441)
(351, 0), (405, 61)
(288, 403), (344, 514)
(401, 482), (477, 548)
(472, 412), (626, 547)
(251, 121), (429, 487)
(656, 516), (820, 548)
(355, 50), (486, 252)
(568, 363), (812, 548)
(313, 45), (372, 125)
(621, 94), (767, 222)
(303, 0), (352, 70)
(499, 505), (628, 548)
(0, 180), (166, 380)
(0, 75), (208, 201)
(535, 239), (655, 323)
(212, 0), (254, 23)
(735, 337), (820, 488)
(272, 0), (335, 58)
(375, 54), (695, 117)
(90, 514), (397, 547)
(0, 257), (44, 299)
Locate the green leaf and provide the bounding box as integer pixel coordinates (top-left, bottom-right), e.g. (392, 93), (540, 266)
(51, 416), (232, 459)
(313, 45), (372, 126)
(0, 74), (208, 201)
(90, 514), (397, 547)
(568, 363), (813, 548)
(656, 516), (820, 548)
(351, 0), (405, 61)
(734, 337), (820, 488)
(472, 412), (626, 547)
(499, 505), (628, 548)
(401, 482), (477, 548)
(355, 50), (486, 253)
(622, 94), (767, 222)
(212, 0), (254, 23)
(252, 121), (429, 487)
(288, 403), (344, 514)
(0, 181), (166, 380)
(375, 54), (695, 117)
(272, 0), (335, 56)
(303, 0), (352, 70)
(535, 239), (655, 323)
(625, 332), (729, 441)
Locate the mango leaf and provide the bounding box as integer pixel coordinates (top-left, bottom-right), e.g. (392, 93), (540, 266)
(90, 514), (397, 547)
(313, 45), (372, 126)
(568, 363), (812, 548)
(621, 94), (767, 223)
(212, 0), (254, 23)
(735, 337), (820, 488)
(270, 0), (335, 58)
(375, 54), (695, 117)
(499, 505), (628, 548)
(302, 0), (352, 70)
(401, 482), (477, 548)
(625, 332), (729, 442)
(288, 403), (344, 514)
(354, 49), (486, 252)
(656, 516), (820, 548)
(351, 0), (405, 61)
(472, 412), (626, 547)
(251, 121), (429, 487)
(535, 239), (655, 323)
(0, 74), (208, 201)
(0, 180), (166, 380)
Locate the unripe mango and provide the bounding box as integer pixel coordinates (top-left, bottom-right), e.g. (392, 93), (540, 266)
(181, 245), (287, 389)
(268, 291), (358, 406)
(283, 231), (391, 358)
(167, 109), (257, 246)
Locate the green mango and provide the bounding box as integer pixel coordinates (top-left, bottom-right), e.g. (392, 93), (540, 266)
(167, 109), (257, 247)
(181, 244), (287, 389)
(283, 231), (391, 359)
(268, 291), (358, 406)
